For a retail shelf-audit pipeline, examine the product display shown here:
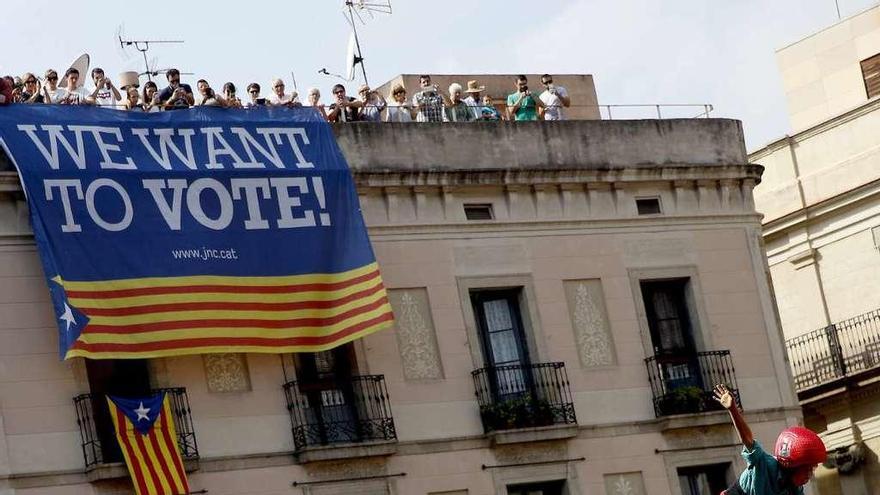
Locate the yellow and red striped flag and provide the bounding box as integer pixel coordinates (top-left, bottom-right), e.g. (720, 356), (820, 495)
(62, 262), (393, 359)
(107, 393), (190, 495)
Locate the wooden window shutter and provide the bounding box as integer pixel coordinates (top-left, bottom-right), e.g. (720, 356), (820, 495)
(860, 53), (880, 99)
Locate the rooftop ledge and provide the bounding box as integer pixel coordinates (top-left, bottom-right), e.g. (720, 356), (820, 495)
(333, 119), (750, 173)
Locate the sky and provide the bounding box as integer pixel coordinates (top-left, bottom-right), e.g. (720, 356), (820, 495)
(3, 0), (878, 150)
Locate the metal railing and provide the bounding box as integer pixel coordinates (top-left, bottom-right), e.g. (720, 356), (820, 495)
(471, 362), (577, 433)
(644, 350), (739, 417)
(283, 374), (396, 451)
(785, 308), (880, 392)
(73, 387), (199, 470)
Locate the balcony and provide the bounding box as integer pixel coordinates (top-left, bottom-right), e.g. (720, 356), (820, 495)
(73, 387), (199, 471)
(472, 362), (577, 437)
(283, 374), (397, 456)
(644, 350), (740, 417)
(785, 308), (880, 398)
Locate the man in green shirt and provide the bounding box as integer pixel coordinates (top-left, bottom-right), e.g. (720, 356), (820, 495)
(714, 384), (825, 495)
(506, 75), (544, 121)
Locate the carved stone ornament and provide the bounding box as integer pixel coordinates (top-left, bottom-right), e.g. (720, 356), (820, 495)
(203, 353), (251, 393)
(389, 289), (444, 380)
(565, 280), (616, 367)
(603, 472), (646, 495)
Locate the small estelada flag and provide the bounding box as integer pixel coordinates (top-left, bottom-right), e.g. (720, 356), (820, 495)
(107, 393), (190, 495)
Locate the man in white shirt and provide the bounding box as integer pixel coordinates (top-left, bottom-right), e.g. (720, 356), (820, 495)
(88, 68), (122, 108)
(538, 74), (570, 121)
(268, 78), (300, 107)
(55, 68), (91, 105)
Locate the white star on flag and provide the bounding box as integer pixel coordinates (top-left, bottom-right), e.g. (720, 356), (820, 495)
(59, 303), (76, 331)
(134, 402), (151, 421)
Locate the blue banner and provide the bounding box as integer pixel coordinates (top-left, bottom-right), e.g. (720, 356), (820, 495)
(0, 106), (393, 359)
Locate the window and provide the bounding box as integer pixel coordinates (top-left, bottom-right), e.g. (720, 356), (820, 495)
(294, 344), (361, 445)
(507, 480), (566, 495)
(677, 463), (730, 495)
(640, 279), (696, 355)
(471, 289), (531, 395)
(641, 279), (703, 391)
(861, 53), (880, 99)
(464, 203), (494, 220)
(636, 197), (662, 215)
(85, 359), (152, 463)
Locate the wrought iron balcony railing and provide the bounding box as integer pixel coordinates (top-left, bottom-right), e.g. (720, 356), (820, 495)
(471, 362), (577, 433)
(644, 350), (740, 417)
(73, 387), (199, 470)
(785, 308), (880, 393)
(283, 374), (396, 451)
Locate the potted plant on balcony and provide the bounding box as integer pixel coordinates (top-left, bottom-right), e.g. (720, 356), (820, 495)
(658, 386), (708, 415)
(481, 394), (556, 431)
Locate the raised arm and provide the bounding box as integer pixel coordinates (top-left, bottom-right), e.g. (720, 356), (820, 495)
(714, 384), (753, 448)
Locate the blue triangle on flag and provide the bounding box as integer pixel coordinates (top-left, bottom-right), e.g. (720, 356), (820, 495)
(109, 392), (167, 435)
(48, 276), (90, 358)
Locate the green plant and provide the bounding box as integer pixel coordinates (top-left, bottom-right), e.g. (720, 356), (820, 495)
(480, 394), (557, 431)
(658, 386), (707, 415)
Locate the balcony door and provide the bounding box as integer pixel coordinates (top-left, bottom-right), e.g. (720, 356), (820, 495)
(85, 359), (152, 463)
(471, 289), (533, 399)
(295, 343), (360, 445)
(641, 279), (702, 391)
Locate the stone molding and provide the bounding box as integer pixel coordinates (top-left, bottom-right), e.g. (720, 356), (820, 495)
(387, 288), (444, 381)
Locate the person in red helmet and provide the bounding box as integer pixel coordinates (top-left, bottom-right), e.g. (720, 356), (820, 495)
(714, 384), (826, 495)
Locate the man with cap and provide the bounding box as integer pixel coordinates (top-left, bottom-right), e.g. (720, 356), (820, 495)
(463, 80), (485, 120)
(358, 84), (386, 122)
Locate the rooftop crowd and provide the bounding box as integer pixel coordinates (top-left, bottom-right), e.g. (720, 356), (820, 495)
(0, 68), (572, 122)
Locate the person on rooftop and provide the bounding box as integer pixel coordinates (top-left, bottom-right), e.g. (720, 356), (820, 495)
(480, 95), (502, 121)
(462, 80), (485, 120)
(158, 69), (194, 110)
(223, 82), (243, 109)
(506, 74), (544, 121)
(124, 86), (144, 111)
(195, 79), (225, 107)
(245, 83), (269, 108)
(0, 77), (12, 106)
(326, 84), (363, 123)
(358, 84), (386, 122)
(413, 75), (444, 122)
(42, 69), (63, 103)
(56, 68), (90, 105)
(538, 74), (570, 121)
(88, 68), (122, 108)
(268, 78), (300, 107)
(142, 81), (161, 112)
(445, 83), (475, 122)
(385, 84), (413, 123)
(305, 87), (327, 120)
(19, 73), (45, 104)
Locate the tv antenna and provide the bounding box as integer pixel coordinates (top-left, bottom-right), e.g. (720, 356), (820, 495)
(339, 0), (392, 86)
(116, 26), (184, 82)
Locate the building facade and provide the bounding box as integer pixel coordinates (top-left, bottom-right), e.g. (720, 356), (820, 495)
(0, 119), (800, 495)
(748, 6), (880, 494)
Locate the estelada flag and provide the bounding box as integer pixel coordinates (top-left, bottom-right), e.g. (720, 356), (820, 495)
(107, 393), (190, 495)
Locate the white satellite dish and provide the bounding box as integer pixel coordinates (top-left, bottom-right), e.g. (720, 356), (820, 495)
(59, 53), (90, 89)
(345, 32), (357, 81)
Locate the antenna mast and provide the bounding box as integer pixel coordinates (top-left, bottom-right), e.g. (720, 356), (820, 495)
(118, 36), (185, 82)
(342, 0), (392, 86)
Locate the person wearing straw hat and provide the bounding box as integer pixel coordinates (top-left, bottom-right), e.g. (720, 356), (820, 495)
(463, 80), (485, 120)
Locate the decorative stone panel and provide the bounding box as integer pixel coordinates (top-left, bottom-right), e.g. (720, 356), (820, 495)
(203, 353), (251, 393)
(388, 288), (444, 380)
(563, 279), (616, 367)
(603, 472), (646, 495)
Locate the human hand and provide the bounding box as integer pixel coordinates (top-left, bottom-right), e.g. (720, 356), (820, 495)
(713, 384), (734, 409)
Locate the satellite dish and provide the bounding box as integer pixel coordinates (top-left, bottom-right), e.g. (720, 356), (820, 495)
(345, 32), (357, 81)
(59, 54), (90, 89)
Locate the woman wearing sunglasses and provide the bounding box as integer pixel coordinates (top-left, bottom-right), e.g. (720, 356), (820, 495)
(20, 73), (45, 104)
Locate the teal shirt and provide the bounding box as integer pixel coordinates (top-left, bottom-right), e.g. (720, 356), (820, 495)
(506, 92), (538, 121)
(738, 441), (803, 495)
